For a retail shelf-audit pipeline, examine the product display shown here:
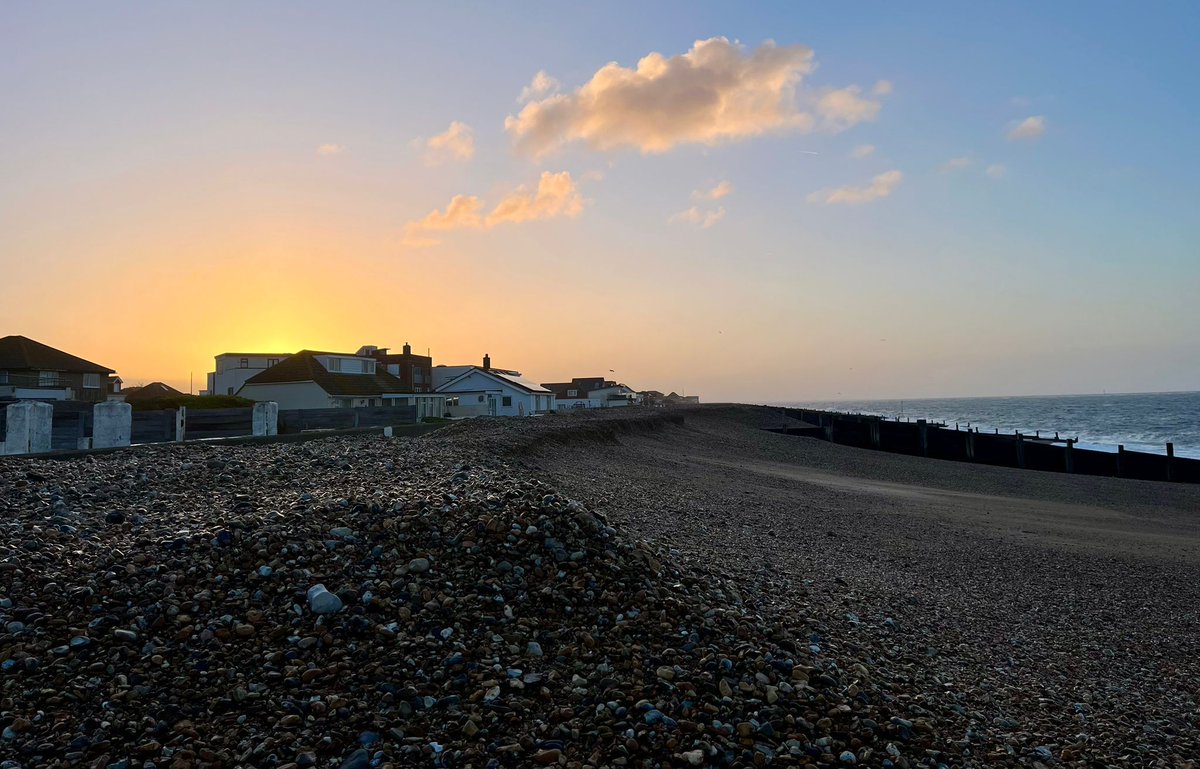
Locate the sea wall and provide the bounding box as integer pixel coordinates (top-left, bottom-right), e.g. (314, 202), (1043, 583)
(776, 408), (1199, 484)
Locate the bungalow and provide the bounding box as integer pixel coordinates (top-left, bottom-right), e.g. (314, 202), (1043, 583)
(0, 335), (119, 403)
(434, 354), (554, 417)
(236, 350), (445, 418)
(542, 376), (641, 410)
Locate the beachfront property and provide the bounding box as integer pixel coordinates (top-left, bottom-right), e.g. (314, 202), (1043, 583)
(204, 352), (290, 396)
(0, 335), (121, 403)
(542, 376), (642, 410)
(362, 343), (433, 393)
(433, 354), (555, 417)
(235, 349), (446, 418)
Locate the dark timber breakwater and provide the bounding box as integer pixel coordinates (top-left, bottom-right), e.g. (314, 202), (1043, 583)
(775, 408), (1200, 484)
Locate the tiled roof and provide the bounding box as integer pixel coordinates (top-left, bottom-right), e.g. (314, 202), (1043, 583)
(122, 382), (185, 401)
(240, 350), (409, 397)
(0, 335), (114, 374)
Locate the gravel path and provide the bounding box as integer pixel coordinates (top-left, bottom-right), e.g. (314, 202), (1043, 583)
(2, 406), (1198, 769)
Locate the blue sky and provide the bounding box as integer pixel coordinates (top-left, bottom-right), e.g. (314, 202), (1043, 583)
(2, 2), (1198, 400)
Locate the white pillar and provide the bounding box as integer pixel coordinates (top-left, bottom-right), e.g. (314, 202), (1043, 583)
(5, 401), (53, 454)
(93, 401), (132, 449)
(175, 406), (187, 441)
(252, 401), (278, 436)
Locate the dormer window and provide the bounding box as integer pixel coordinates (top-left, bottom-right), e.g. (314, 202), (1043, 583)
(327, 358), (342, 372)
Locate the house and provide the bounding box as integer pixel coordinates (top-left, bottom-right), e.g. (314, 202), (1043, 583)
(235, 349), (445, 418)
(205, 352), (290, 397)
(434, 354), (554, 417)
(122, 381), (186, 404)
(0, 335), (119, 403)
(360, 343), (433, 393)
(542, 376), (641, 410)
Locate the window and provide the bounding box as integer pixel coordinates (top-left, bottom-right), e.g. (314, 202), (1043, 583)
(239, 358), (249, 368)
(327, 358), (342, 372)
(227, 387), (234, 395)
(39, 371), (58, 387)
(478, 395), (485, 403)
(267, 358), (279, 367)
(365, 361), (376, 374)
(82, 373), (100, 389)
(413, 369), (424, 382)
(502, 396), (512, 407)
(567, 389), (578, 397)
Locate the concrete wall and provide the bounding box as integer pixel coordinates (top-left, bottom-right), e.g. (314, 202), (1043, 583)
(252, 401), (279, 436)
(93, 401), (132, 449)
(237, 381), (333, 410)
(4, 401), (53, 454)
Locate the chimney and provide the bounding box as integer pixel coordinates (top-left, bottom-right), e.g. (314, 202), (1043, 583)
(402, 342), (411, 355)
(483, 353), (491, 371)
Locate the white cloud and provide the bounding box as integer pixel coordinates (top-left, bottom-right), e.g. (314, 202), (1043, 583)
(815, 86), (882, 132)
(425, 121), (475, 163)
(1007, 115), (1046, 141)
(485, 170), (584, 226)
(985, 163), (1007, 178)
(872, 80), (893, 96)
(850, 144), (875, 159)
(519, 70), (561, 102)
(670, 205), (726, 228)
(807, 170), (903, 205)
(505, 37), (883, 157)
(316, 144), (346, 155)
(940, 156), (972, 172)
(402, 171), (585, 246)
(694, 180), (733, 200)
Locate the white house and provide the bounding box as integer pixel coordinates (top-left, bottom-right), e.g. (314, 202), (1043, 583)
(434, 355), (554, 417)
(205, 352), (290, 397)
(235, 350), (446, 418)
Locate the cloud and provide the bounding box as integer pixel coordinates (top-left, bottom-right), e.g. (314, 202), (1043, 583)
(694, 180), (733, 200)
(519, 70), (560, 102)
(316, 144), (346, 155)
(985, 163), (1007, 178)
(872, 80), (893, 96)
(940, 156), (972, 172)
(402, 171), (584, 246)
(425, 121), (475, 163)
(486, 170), (584, 226)
(850, 144), (875, 159)
(814, 85), (881, 132)
(807, 170), (902, 205)
(1007, 115), (1046, 141)
(670, 205), (726, 228)
(505, 37), (883, 157)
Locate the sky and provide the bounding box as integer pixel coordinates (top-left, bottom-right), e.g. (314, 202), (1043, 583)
(2, 2), (1198, 402)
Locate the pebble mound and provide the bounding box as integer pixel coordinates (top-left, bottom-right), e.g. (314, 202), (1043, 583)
(2, 434), (955, 769)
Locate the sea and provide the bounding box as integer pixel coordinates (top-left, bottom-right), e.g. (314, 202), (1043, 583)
(775, 391), (1200, 459)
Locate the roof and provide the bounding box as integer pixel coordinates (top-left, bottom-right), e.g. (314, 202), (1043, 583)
(0, 335), (114, 374)
(438, 366), (552, 394)
(122, 381), (186, 401)
(239, 350), (410, 397)
(215, 352), (291, 358)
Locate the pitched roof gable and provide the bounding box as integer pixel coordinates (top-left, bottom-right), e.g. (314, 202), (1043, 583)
(240, 350), (409, 397)
(0, 335), (114, 374)
(437, 366), (551, 394)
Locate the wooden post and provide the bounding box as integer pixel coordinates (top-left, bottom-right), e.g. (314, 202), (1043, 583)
(965, 429), (974, 461)
(1116, 444), (1124, 478)
(917, 419), (928, 457)
(1064, 439), (1074, 474)
(1016, 432), (1025, 469)
(1166, 442), (1174, 482)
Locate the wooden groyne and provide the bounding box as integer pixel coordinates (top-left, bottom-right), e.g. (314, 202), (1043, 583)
(773, 408), (1200, 484)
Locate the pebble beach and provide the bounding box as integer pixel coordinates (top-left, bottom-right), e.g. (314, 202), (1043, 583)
(3, 406), (1200, 768)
